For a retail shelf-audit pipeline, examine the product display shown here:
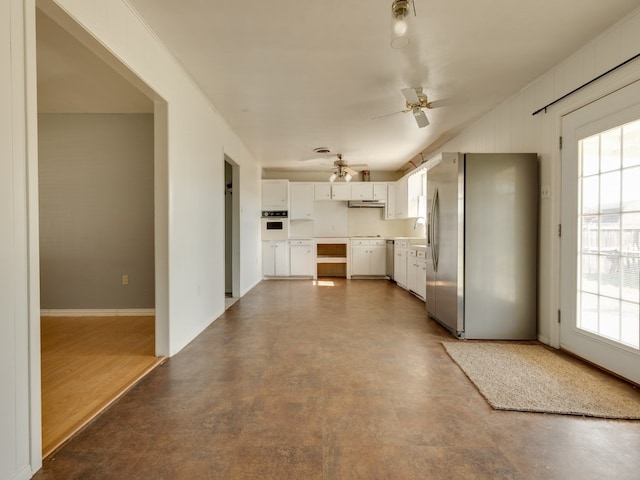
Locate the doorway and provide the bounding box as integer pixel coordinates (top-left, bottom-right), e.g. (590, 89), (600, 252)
(35, 5), (169, 456)
(561, 79), (640, 385)
(225, 154), (241, 308)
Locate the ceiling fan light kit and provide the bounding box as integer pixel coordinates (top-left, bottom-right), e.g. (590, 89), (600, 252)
(328, 154), (367, 182)
(391, 0), (412, 49)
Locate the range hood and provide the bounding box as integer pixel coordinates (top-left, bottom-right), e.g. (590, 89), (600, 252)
(348, 200), (385, 208)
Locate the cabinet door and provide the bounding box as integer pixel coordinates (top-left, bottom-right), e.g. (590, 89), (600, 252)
(373, 183), (388, 201)
(290, 245), (314, 276)
(408, 169), (426, 218)
(262, 180), (288, 210)
(394, 247), (407, 287)
(395, 177), (408, 218)
(350, 183), (373, 200)
(314, 184), (331, 200)
(290, 184), (314, 219)
(262, 242), (275, 276)
(331, 183), (351, 200)
(274, 241), (290, 276)
(386, 184), (396, 220)
(407, 255), (419, 293)
(369, 245), (386, 276)
(417, 259), (427, 299)
(351, 245), (370, 275)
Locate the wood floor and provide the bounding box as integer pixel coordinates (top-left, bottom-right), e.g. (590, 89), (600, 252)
(41, 315), (163, 457)
(35, 280), (640, 479)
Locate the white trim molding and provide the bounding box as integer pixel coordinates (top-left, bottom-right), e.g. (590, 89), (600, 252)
(40, 308), (156, 317)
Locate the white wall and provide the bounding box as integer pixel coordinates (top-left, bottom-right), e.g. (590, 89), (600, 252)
(435, 8), (640, 346)
(0, 0), (262, 477)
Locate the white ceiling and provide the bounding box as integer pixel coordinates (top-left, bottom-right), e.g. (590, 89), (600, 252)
(37, 0), (640, 172)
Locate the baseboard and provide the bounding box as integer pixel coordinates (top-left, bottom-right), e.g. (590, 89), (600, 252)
(12, 464), (34, 480)
(40, 309), (156, 317)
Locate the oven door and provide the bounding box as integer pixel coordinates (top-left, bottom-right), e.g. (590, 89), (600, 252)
(261, 218), (289, 240)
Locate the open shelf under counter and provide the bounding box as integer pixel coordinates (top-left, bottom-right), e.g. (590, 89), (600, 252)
(314, 237), (350, 279)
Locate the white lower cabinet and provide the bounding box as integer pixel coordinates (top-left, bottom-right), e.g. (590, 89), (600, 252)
(289, 239), (314, 276)
(407, 248), (427, 299)
(262, 240), (290, 277)
(417, 258), (427, 299)
(394, 240), (408, 287)
(351, 239), (386, 276)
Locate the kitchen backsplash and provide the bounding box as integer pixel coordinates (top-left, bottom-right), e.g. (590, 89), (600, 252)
(288, 203), (423, 238)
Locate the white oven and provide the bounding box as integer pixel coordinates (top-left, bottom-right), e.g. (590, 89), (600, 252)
(261, 211), (289, 240)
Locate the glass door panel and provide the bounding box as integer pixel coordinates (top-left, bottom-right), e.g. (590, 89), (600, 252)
(561, 80), (640, 384)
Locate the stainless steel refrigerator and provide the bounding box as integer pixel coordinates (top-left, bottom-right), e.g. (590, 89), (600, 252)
(425, 152), (538, 339)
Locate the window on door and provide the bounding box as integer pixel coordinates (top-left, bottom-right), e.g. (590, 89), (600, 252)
(577, 119), (640, 349)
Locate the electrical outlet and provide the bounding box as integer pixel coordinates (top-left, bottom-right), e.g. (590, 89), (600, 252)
(541, 185), (551, 199)
(122, 274), (129, 286)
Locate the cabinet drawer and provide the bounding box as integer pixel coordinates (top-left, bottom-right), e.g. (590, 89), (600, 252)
(396, 240), (408, 248)
(351, 238), (386, 246)
(290, 239), (312, 246)
(416, 250), (426, 259)
(408, 249), (417, 257)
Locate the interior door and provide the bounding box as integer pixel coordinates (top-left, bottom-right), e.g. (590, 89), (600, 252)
(561, 80), (640, 385)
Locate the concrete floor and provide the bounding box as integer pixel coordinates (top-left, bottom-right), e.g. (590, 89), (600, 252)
(34, 279), (640, 479)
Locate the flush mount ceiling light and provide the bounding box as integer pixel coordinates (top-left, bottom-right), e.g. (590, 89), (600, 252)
(313, 147), (331, 154)
(391, 0), (414, 49)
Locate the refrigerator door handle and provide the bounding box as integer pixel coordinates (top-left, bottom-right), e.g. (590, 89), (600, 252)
(431, 188), (439, 272)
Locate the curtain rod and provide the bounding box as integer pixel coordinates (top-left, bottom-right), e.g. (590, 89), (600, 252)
(532, 51), (640, 116)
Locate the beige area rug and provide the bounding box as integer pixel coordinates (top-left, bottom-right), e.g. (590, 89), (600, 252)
(442, 342), (640, 419)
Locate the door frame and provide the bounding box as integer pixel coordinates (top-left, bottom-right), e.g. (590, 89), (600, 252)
(224, 154), (241, 299)
(560, 79), (640, 384)
(541, 62), (640, 350)
(27, 3), (171, 469)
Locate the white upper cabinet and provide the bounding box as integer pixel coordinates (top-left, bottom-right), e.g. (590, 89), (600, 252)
(331, 183), (351, 200)
(395, 176), (409, 218)
(262, 179), (289, 210)
(350, 183), (373, 200)
(314, 184), (331, 200)
(394, 167), (426, 219)
(407, 168), (426, 218)
(314, 183), (351, 200)
(350, 182), (389, 201)
(386, 184), (396, 220)
(289, 183), (314, 219)
(373, 183), (387, 201)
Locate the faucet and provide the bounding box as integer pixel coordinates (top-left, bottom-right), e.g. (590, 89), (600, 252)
(413, 216), (426, 230)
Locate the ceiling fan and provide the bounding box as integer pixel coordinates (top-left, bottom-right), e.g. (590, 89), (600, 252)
(329, 154), (368, 182)
(376, 87), (461, 128)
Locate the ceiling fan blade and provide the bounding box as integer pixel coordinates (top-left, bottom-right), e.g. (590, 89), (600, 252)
(413, 110), (429, 128)
(344, 167), (358, 176)
(372, 110), (405, 120)
(347, 163), (369, 169)
(427, 95), (470, 109)
(401, 87), (421, 105)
